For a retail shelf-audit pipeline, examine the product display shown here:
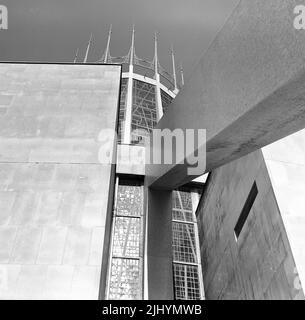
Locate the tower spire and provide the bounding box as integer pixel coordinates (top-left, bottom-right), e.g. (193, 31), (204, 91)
(180, 62), (185, 87)
(129, 24), (135, 66)
(103, 24), (112, 63)
(73, 48), (79, 63)
(153, 32), (163, 120)
(171, 45), (178, 91)
(83, 33), (93, 63)
(154, 31), (159, 76)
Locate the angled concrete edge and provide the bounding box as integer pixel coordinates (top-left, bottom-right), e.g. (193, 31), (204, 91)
(146, 0), (305, 190)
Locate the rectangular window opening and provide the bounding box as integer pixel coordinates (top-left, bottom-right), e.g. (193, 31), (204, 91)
(107, 176), (144, 300)
(234, 181), (258, 240)
(172, 189), (204, 300)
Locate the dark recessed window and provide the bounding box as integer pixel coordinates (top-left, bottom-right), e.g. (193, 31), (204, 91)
(234, 181), (258, 240)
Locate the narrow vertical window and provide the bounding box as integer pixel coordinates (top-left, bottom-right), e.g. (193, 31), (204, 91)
(234, 181), (258, 240)
(172, 189), (204, 300)
(107, 178), (144, 300)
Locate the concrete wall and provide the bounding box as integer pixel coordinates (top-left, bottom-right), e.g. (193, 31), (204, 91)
(146, 188), (173, 300)
(263, 128), (305, 295)
(197, 150), (305, 300)
(116, 144), (145, 176)
(0, 63), (121, 299)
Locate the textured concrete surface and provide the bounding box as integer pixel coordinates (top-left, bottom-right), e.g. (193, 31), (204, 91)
(116, 144), (145, 176)
(146, 187), (173, 300)
(263, 128), (305, 295)
(0, 63), (121, 299)
(147, 0), (305, 190)
(197, 151), (305, 300)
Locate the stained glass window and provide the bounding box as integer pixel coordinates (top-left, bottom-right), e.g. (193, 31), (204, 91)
(107, 179), (144, 300)
(112, 217), (142, 257)
(108, 258), (141, 300)
(116, 183), (143, 217)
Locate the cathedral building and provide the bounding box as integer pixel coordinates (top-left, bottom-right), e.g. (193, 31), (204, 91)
(0, 0), (305, 300)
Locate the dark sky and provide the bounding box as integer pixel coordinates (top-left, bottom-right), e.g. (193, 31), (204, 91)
(0, 0), (239, 79)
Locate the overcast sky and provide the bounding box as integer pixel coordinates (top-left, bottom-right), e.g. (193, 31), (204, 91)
(0, 0), (239, 80)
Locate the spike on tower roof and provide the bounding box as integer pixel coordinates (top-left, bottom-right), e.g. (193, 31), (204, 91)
(73, 48), (79, 63)
(102, 24), (112, 63)
(171, 45), (178, 91)
(78, 26), (178, 89)
(153, 31), (159, 76)
(83, 33), (93, 63)
(129, 24), (136, 66)
(180, 62), (185, 87)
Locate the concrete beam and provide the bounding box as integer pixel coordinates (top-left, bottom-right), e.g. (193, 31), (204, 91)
(146, 0), (305, 190)
(146, 188), (173, 300)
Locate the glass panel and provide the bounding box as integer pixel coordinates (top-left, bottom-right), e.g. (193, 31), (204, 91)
(108, 258), (141, 300)
(172, 189), (204, 300)
(112, 217), (141, 258)
(131, 79), (157, 145)
(107, 180), (144, 300)
(173, 264), (201, 300)
(172, 209), (194, 223)
(116, 184), (143, 217)
(172, 222), (197, 264)
(172, 190), (193, 213)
